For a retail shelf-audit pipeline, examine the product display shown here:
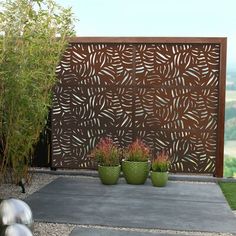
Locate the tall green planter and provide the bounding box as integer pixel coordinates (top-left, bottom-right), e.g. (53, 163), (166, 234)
(98, 165), (121, 185)
(151, 171), (168, 187)
(122, 160), (150, 185)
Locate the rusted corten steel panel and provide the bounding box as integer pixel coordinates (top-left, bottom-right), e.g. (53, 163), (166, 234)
(52, 37), (227, 177)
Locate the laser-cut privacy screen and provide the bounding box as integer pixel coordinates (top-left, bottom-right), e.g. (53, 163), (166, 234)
(52, 38), (226, 176)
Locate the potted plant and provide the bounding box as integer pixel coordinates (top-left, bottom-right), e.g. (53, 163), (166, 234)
(151, 151), (169, 187)
(122, 139), (150, 185)
(92, 137), (121, 185)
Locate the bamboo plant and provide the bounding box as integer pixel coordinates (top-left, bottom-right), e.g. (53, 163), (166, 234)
(0, 0), (76, 183)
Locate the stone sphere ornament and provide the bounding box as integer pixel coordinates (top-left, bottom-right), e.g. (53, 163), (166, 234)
(0, 199), (33, 230)
(1, 224), (33, 236)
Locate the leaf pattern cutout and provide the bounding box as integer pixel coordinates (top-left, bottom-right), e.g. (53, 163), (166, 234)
(52, 42), (221, 174)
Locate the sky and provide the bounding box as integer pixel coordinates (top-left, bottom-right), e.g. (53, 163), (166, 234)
(56, 0), (236, 71)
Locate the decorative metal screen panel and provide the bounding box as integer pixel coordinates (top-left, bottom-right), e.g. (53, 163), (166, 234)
(52, 37), (226, 176)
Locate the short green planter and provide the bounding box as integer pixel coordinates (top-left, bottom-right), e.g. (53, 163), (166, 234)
(98, 165), (121, 185)
(122, 160), (150, 185)
(151, 171), (168, 187)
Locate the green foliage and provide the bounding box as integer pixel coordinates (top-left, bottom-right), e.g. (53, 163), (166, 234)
(224, 100), (236, 141)
(125, 139), (150, 162)
(219, 182), (236, 210)
(224, 118), (236, 141)
(224, 101), (236, 141)
(152, 162), (169, 172)
(151, 151), (169, 172)
(0, 0), (76, 183)
(92, 137), (121, 166)
(225, 101), (236, 121)
(224, 157), (236, 177)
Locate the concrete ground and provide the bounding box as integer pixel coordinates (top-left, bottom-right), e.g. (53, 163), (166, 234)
(26, 176), (236, 236)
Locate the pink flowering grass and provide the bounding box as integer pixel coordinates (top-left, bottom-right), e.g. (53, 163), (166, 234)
(125, 139), (150, 162)
(152, 150), (170, 172)
(92, 137), (121, 166)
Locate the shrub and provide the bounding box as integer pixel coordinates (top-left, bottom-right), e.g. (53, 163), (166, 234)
(224, 156), (236, 177)
(92, 137), (121, 166)
(125, 139), (150, 162)
(0, 0), (76, 183)
(152, 151), (169, 172)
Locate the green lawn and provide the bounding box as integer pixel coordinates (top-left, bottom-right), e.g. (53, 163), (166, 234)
(219, 182), (236, 210)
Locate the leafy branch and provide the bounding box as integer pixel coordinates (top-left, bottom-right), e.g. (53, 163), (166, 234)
(0, 0), (76, 183)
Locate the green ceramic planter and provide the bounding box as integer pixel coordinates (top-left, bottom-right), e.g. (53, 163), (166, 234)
(151, 171), (168, 187)
(98, 165), (121, 185)
(122, 160), (150, 185)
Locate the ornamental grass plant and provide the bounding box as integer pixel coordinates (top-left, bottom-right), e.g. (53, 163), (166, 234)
(92, 137), (121, 166)
(125, 139), (150, 162)
(152, 151), (170, 172)
(0, 0), (76, 184)
(151, 150), (170, 187)
(122, 139), (150, 184)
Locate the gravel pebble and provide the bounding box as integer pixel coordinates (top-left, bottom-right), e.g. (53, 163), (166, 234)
(0, 173), (76, 236)
(0, 173), (58, 200)
(34, 222), (76, 236)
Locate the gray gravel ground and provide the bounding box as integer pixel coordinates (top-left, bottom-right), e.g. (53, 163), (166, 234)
(34, 222), (76, 236)
(0, 172), (235, 236)
(0, 173), (76, 236)
(0, 173), (58, 200)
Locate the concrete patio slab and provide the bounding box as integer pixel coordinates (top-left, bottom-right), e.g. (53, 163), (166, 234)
(26, 177), (236, 234)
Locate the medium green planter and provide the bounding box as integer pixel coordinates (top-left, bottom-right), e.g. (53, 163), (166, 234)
(122, 160), (150, 185)
(151, 171), (168, 187)
(98, 165), (121, 185)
